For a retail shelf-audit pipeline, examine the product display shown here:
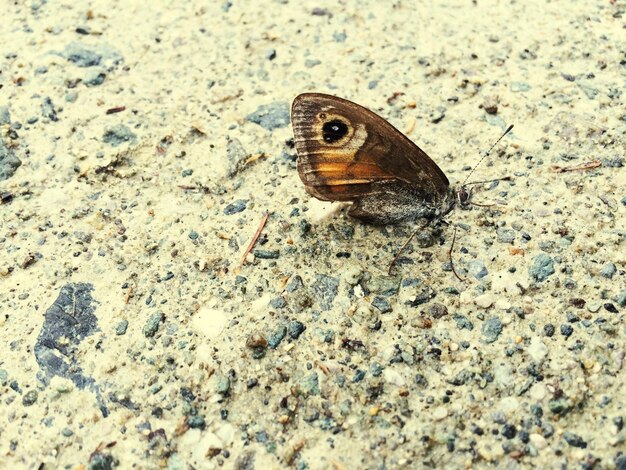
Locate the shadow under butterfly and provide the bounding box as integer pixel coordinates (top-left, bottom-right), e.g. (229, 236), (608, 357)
(290, 92), (513, 278)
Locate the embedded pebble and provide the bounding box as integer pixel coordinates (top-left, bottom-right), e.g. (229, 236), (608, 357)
(529, 254), (555, 282)
(102, 124), (137, 146)
(0, 140), (22, 181)
(246, 102), (290, 130)
(482, 317), (503, 343)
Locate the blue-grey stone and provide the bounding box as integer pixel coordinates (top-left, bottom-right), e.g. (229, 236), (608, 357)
(102, 124), (136, 146)
(311, 274), (339, 311)
(600, 262), (617, 279)
(496, 228), (516, 243)
(0, 106), (10, 125)
(223, 199), (247, 215)
(482, 316), (503, 343)
(267, 325), (287, 348)
(286, 275), (304, 292)
(246, 102), (290, 130)
(60, 42), (123, 69)
(269, 297), (287, 309)
(468, 260), (489, 279)
(115, 320), (128, 335)
(288, 320), (306, 339)
(371, 296), (392, 313)
(453, 314), (474, 330)
(529, 254), (555, 282)
(215, 376), (230, 394)
(0, 140), (22, 181)
(34, 283), (108, 416)
(143, 312), (164, 338)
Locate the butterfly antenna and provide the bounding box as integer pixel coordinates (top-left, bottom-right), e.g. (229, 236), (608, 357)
(461, 124), (514, 187)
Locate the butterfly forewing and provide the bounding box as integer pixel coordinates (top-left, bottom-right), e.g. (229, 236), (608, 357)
(291, 93), (454, 224)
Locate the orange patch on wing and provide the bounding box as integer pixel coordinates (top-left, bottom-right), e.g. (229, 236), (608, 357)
(306, 162), (394, 186)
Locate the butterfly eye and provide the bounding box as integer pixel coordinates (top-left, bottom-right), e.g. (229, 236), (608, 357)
(322, 120), (349, 143)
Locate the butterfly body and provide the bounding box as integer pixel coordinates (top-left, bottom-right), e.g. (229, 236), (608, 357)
(291, 93), (456, 225)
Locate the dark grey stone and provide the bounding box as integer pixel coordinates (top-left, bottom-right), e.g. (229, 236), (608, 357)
(0, 140), (22, 181)
(34, 283), (108, 416)
(102, 124), (136, 146)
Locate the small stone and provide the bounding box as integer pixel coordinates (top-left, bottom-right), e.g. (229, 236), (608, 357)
(427, 303), (448, 319)
(474, 293), (495, 309)
(502, 424), (516, 439)
(529, 433), (547, 450)
(447, 369), (473, 386)
(0, 140), (22, 181)
(615, 291), (626, 307)
(468, 260), (488, 279)
(482, 96), (498, 115)
(600, 262), (617, 279)
(311, 274), (339, 311)
(115, 320), (128, 335)
(430, 106), (446, 124)
(267, 325), (287, 348)
(253, 249), (279, 259)
(246, 102), (290, 130)
(529, 254), (554, 282)
(84, 70), (106, 86)
(88, 452), (116, 470)
(23, 390), (38, 406)
(269, 297), (286, 309)
(482, 316), (503, 343)
(563, 431), (587, 448)
(364, 275), (400, 296)
(496, 228), (515, 243)
(265, 49), (276, 60)
(102, 124), (136, 147)
(286, 275), (304, 292)
(187, 415), (206, 429)
(560, 324), (573, 337)
(62, 43), (102, 67)
(223, 200), (247, 215)
(371, 296), (392, 313)
(41, 97), (59, 121)
(288, 321), (305, 339)
(215, 376), (230, 395)
(143, 312), (164, 338)
(453, 314), (474, 330)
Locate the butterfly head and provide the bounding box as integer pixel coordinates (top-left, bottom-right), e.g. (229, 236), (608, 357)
(456, 186), (473, 209)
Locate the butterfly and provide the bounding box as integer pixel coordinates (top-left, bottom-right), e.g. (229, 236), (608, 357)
(290, 93), (512, 274)
(291, 93), (466, 225)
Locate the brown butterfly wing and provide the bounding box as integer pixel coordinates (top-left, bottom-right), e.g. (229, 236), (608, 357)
(291, 93), (450, 205)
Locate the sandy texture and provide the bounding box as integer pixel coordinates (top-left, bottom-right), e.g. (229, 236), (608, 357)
(1, 0), (625, 468)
